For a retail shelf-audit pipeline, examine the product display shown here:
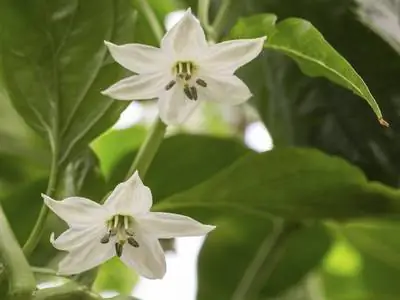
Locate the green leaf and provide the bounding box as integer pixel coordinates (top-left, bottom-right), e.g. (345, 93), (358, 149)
(229, 14), (386, 124)
(1, 178), (47, 244)
(342, 220), (400, 269)
(155, 148), (400, 219)
(109, 134), (251, 201)
(92, 257), (138, 295)
(91, 126), (147, 179)
(197, 218), (331, 299)
(322, 222), (400, 299)
(0, 0), (135, 166)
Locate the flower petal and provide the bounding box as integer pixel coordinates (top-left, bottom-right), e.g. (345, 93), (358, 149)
(43, 194), (107, 227)
(104, 171), (153, 216)
(56, 237), (114, 275)
(138, 212), (216, 239)
(196, 74), (252, 105)
(121, 229), (166, 279)
(158, 84), (199, 125)
(199, 37), (266, 74)
(161, 8), (207, 58)
(101, 73), (167, 101)
(50, 224), (106, 251)
(104, 41), (169, 74)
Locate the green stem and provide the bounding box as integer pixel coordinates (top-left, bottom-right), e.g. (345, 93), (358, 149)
(33, 282), (102, 300)
(23, 153), (58, 257)
(31, 267), (57, 276)
(232, 220), (300, 300)
(0, 203), (36, 300)
(211, 0), (231, 40)
(126, 117), (167, 179)
(136, 0), (164, 41)
(197, 0), (217, 41)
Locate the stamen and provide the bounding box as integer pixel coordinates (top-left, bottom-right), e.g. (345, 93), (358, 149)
(124, 216), (129, 230)
(177, 62), (183, 74)
(113, 215), (119, 228)
(165, 80), (176, 91)
(127, 237), (140, 248)
(196, 78), (207, 87)
(125, 228), (135, 236)
(100, 233), (110, 244)
(190, 86), (198, 100)
(115, 242), (123, 257)
(110, 228), (117, 236)
(183, 85), (193, 100)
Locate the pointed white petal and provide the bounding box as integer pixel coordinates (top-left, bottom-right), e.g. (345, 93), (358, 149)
(138, 212), (215, 239)
(199, 37), (266, 74)
(196, 74), (252, 105)
(50, 224), (106, 251)
(56, 237), (114, 275)
(104, 41), (170, 74)
(104, 171), (153, 216)
(158, 84), (199, 125)
(161, 8), (207, 58)
(42, 194), (107, 227)
(121, 229), (166, 279)
(101, 73), (167, 101)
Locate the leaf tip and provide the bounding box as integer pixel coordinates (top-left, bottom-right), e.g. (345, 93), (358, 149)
(379, 118), (389, 127)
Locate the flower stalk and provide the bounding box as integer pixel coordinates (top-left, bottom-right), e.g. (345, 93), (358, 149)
(126, 117), (167, 180)
(212, 0), (232, 40)
(23, 153), (59, 257)
(0, 203), (36, 300)
(136, 0), (164, 41)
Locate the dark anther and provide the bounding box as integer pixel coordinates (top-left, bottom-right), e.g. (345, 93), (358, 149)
(183, 85), (193, 100)
(185, 74), (191, 81)
(110, 228), (117, 236)
(100, 233), (110, 244)
(125, 228), (135, 236)
(127, 237), (140, 248)
(165, 80), (176, 91)
(196, 78), (207, 87)
(190, 86), (198, 100)
(115, 242), (123, 257)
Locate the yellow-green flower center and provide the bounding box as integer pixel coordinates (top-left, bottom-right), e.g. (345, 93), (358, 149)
(164, 61), (208, 101)
(100, 215), (139, 257)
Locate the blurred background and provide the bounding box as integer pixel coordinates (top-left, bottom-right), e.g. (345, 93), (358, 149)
(2, 0), (400, 299)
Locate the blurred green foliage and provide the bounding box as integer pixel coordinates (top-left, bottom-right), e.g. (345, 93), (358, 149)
(0, 0), (400, 299)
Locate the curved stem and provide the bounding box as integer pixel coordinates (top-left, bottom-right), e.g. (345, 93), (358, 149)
(23, 153), (58, 257)
(232, 220), (300, 300)
(126, 117), (167, 180)
(197, 0), (217, 41)
(136, 0), (164, 41)
(0, 203), (36, 300)
(211, 0), (231, 40)
(33, 282), (102, 300)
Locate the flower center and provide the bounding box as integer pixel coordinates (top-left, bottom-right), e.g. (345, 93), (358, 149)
(100, 215), (139, 257)
(165, 61), (208, 101)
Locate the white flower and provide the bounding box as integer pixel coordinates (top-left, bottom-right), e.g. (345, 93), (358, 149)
(42, 171), (215, 279)
(101, 8), (266, 125)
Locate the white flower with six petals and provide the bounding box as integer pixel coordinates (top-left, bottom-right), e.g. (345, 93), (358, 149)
(102, 8), (266, 125)
(43, 171), (215, 279)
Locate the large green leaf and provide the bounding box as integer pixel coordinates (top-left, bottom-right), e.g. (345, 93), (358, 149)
(91, 126), (147, 179)
(0, 0), (135, 166)
(108, 134), (251, 200)
(230, 0), (400, 187)
(229, 14), (385, 124)
(197, 218), (331, 300)
(155, 148), (400, 220)
(322, 221), (400, 299)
